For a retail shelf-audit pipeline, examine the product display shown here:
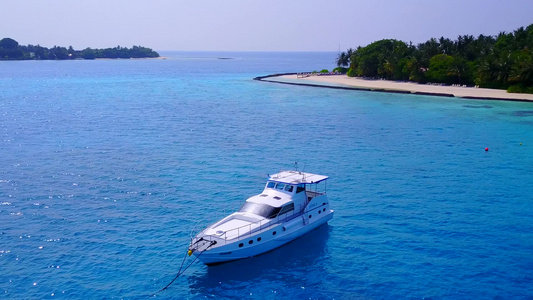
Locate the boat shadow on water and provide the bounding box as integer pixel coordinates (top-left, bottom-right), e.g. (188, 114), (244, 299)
(187, 224), (332, 290)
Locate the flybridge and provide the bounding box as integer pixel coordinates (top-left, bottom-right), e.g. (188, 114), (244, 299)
(268, 170), (329, 184)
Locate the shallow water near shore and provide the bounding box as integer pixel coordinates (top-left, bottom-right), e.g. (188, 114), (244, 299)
(1, 51), (533, 299)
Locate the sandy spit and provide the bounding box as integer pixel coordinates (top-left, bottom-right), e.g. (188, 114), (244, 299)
(263, 74), (533, 102)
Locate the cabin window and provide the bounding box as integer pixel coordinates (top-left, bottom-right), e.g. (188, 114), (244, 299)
(284, 185), (294, 192)
(239, 202), (281, 219)
(267, 181), (275, 188)
(275, 183), (285, 190)
(278, 203), (295, 215)
(296, 184), (305, 193)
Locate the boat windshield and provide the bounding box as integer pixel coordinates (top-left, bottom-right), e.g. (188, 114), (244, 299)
(239, 202), (281, 219)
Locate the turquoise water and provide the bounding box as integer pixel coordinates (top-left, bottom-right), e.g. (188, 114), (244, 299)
(1, 52), (532, 299)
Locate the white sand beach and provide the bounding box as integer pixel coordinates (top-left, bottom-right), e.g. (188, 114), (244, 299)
(270, 75), (533, 102)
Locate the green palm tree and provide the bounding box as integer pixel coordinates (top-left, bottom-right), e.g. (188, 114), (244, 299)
(336, 51), (350, 67)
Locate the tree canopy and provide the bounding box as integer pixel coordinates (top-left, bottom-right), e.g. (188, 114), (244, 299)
(336, 24), (533, 94)
(0, 38), (160, 60)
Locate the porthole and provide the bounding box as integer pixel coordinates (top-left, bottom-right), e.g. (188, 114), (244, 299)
(257, 237), (262, 242)
(323, 208), (326, 212)
(239, 243), (243, 248)
(318, 210), (321, 214)
(273, 231), (277, 236)
(309, 215), (312, 219)
(249, 240), (253, 245)
(282, 227), (286, 231)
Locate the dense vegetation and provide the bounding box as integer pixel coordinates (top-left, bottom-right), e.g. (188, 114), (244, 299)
(335, 24), (533, 93)
(0, 38), (159, 60)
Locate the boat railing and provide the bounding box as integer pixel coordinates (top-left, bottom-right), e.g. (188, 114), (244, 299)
(191, 203), (330, 246)
(306, 190), (325, 199)
(216, 204), (305, 244)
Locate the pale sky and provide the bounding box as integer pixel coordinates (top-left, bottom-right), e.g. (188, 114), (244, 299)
(2, 0), (533, 51)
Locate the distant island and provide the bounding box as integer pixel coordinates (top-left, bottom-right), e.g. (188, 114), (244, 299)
(0, 38), (160, 60)
(333, 24), (533, 94)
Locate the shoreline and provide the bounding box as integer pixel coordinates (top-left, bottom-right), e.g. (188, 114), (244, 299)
(254, 74), (533, 102)
(0, 56), (167, 62)
(94, 56), (167, 60)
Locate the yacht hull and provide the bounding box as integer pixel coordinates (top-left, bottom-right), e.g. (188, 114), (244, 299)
(193, 210), (333, 265)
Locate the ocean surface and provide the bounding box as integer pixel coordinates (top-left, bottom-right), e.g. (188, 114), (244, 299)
(1, 51), (532, 299)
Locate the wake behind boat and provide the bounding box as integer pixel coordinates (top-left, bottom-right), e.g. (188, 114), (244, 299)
(188, 170), (334, 265)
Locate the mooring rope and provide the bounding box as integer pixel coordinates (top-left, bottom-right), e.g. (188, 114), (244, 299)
(149, 241), (216, 298)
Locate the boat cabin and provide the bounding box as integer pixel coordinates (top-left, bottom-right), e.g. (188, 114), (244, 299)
(239, 170), (328, 219)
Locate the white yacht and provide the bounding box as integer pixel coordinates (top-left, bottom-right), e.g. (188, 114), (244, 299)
(188, 170), (334, 265)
